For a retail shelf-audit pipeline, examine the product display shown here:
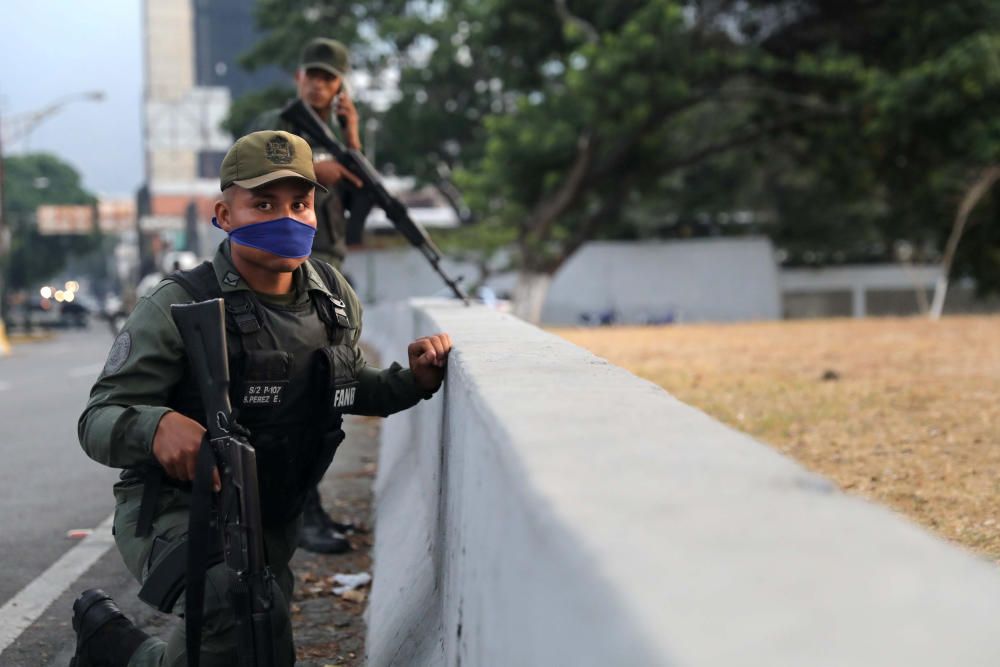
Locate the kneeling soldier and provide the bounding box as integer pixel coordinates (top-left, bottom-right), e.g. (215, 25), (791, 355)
(72, 130), (452, 666)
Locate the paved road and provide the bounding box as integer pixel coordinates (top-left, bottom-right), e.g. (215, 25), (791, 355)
(0, 328), (125, 664)
(0, 327), (376, 665)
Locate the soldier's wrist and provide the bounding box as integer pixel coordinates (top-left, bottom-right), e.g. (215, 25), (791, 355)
(141, 407), (176, 460)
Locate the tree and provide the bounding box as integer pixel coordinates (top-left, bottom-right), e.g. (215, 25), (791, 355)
(235, 0), (1000, 319)
(2, 153), (101, 290)
(929, 166), (1000, 317)
(743, 0), (1000, 288)
(223, 84), (296, 137)
(437, 0), (835, 318)
(229, 0), (486, 219)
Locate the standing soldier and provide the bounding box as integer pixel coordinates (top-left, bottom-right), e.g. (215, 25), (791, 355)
(71, 131), (451, 666)
(251, 38), (368, 553)
(251, 37), (363, 269)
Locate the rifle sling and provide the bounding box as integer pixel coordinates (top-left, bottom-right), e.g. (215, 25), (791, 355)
(185, 434), (216, 667)
(135, 467), (162, 538)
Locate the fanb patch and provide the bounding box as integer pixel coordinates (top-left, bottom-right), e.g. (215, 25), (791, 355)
(222, 271), (240, 288)
(104, 332), (132, 375)
(331, 380), (359, 411)
(265, 136), (294, 165)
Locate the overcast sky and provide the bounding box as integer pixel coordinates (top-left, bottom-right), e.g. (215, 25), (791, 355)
(0, 1), (142, 198)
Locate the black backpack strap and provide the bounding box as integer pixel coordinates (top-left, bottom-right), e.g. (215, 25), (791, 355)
(169, 260), (263, 358)
(167, 262), (219, 303)
(134, 467), (162, 538)
(168, 261), (261, 334)
(307, 258), (351, 345)
(223, 291), (262, 336)
(167, 260), (257, 400)
(185, 434), (218, 667)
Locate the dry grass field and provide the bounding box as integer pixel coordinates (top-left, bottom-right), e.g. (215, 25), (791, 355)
(556, 316), (1000, 563)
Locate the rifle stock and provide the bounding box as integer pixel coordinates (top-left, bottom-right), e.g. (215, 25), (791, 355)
(279, 99), (470, 303)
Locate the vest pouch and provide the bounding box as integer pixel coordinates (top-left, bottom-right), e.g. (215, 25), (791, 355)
(238, 350), (291, 412)
(252, 432), (300, 526)
(317, 344), (360, 415)
(254, 428), (342, 526)
(302, 429), (346, 489)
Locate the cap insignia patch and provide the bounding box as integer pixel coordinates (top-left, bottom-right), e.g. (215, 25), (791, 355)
(265, 136), (294, 165)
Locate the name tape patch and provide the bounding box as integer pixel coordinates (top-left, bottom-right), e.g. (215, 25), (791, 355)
(241, 381), (287, 406)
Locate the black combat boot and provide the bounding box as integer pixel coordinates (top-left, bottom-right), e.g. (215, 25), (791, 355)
(70, 589), (150, 667)
(299, 486), (352, 554)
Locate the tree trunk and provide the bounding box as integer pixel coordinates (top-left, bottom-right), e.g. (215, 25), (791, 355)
(929, 165), (1000, 319)
(512, 271), (553, 324)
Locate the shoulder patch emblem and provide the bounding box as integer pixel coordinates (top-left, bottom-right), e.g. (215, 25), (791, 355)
(265, 136), (294, 165)
(104, 331), (132, 375)
(223, 271), (241, 288)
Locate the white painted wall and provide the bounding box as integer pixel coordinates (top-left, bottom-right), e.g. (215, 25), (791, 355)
(781, 265), (941, 317)
(362, 299), (1000, 667)
(542, 238), (781, 324)
(342, 249), (511, 305)
(780, 264), (940, 292)
(347, 237), (781, 324)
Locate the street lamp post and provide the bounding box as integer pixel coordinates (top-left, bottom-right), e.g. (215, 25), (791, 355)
(0, 90), (105, 351)
(0, 91), (105, 147)
(0, 113), (8, 354)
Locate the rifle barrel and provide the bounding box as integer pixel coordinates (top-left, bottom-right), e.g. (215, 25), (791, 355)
(280, 99), (470, 303)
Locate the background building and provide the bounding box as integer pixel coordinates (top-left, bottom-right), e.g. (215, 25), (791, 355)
(140, 0), (284, 274)
(192, 0), (285, 103)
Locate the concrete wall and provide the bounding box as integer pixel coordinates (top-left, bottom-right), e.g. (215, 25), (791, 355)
(346, 238), (781, 324)
(780, 265), (940, 318)
(779, 265), (1000, 317)
(342, 249), (507, 305)
(361, 299), (1000, 667)
(542, 238), (781, 324)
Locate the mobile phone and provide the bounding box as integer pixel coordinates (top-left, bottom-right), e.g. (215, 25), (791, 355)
(335, 82), (351, 129)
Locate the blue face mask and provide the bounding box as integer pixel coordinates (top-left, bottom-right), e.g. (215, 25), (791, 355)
(213, 216), (316, 259)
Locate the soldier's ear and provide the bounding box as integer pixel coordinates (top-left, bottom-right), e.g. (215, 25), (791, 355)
(214, 198), (233, 232)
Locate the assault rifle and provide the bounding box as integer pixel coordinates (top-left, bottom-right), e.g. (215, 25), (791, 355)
(280, 98), (470, 303)
(170, 298), (276, 667)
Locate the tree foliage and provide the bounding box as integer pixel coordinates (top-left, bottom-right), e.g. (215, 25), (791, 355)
(3, 153), (101, 289)
(223, 83), (296, 137)
(235, 0), (1000, 292)
(746, 0), (1000, 280)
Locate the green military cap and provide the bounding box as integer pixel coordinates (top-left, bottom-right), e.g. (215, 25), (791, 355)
(220, 131), (328, 192)
(300, 38), (350, 77)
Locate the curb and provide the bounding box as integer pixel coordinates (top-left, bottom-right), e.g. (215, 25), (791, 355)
(8, 331), (56, 345)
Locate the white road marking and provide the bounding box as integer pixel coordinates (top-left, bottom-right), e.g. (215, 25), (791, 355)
(67, 363), (104, 379)
(0, 513), (115, 652)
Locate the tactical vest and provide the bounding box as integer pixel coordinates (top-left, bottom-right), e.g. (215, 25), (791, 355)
(159, 259), (357, 528)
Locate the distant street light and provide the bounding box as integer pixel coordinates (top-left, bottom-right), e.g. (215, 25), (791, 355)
(0, 90), (106, 345)
(1, 90), (106, 146)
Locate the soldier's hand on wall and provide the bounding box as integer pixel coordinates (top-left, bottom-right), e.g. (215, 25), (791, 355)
(314, 160), (363, 189)
(152, 412), (221, 491)
(408, 333), (453, 392)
